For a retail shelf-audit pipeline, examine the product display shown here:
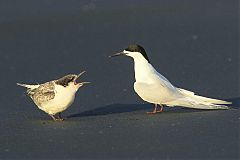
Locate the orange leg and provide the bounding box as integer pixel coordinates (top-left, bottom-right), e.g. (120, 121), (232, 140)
(147, 104), (158, 114)
(49, 113), (64, 121)
(157, 104), (164, 113)
(57, 112), (64, 121)
(147, 104), (164, 114)
(49, 114), (57, 121)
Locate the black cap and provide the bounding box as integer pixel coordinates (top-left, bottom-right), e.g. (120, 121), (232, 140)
(125, 44), (150, 62)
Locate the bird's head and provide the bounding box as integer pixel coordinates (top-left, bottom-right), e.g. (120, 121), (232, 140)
(55, 71), (90, 90)
(109, 44), (150, 62)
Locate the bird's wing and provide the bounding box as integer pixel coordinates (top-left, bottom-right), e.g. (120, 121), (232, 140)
(164, 88), (231, 109)
(154, 70), (176, 90)
(134, 81), (181, 104)
(177, 88), (231, 105)
(149, 67), (230, 109)
(31, 82), (55, 105)
(17, 83), (40, 89)
(134, 66), (183, 103)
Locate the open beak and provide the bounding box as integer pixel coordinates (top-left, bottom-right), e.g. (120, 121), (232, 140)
(74, 71), (90, 87)
(109, 52), (127, 58)
(74, 71), (86, 82)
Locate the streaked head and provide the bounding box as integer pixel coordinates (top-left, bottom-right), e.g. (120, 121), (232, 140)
(110, 44), (150, 62)
(55, 71), (90, 90)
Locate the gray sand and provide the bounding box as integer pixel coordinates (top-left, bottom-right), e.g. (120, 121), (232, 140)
(0, 0), (239, 159)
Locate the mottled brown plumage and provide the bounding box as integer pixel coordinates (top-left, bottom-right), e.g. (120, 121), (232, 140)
(27, 82), (55, 106)
(17, 71), (89, 121)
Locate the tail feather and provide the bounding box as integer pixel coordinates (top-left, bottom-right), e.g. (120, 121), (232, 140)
(165, 88), (232, 109)
(189, 94), (231, 105)
(178, 88), (231, 105)
(16, 83), (39, 89)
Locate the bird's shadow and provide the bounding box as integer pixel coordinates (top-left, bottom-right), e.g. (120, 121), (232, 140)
(68, 97), (240, 119)
(68, 104), (204, 119)
(67, 104), (147, 118)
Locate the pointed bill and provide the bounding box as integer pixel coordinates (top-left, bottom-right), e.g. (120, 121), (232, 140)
(74, 71), (86, 81)
(73, 71), (90, 88)
(109, 52), (127, 58)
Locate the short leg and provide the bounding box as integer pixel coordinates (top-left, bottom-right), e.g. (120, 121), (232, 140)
(57, 112), (64, 121)
(49, 113), (64, 121)
(147, 104), (158, 114)
(157, 104), (164, 113)
(49, 114), (57, 121)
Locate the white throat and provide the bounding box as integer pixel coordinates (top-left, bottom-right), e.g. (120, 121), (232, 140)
(124, 50), (156, 83)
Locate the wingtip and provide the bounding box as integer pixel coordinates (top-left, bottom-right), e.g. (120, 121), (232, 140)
(219, 100), (232, 105)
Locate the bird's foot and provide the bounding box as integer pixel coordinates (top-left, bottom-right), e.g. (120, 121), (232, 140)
(55, 118), (64, 121)
(50, 115), (57, 121)
(157, 107), (163, 113)
(56, 113), (65, 121)
(49, 114), (64, 121)
(147, 110), (157, 114)
(156, 104), (164, 113)
(147, 104), (164, 114)
(147, 104), (158, 114)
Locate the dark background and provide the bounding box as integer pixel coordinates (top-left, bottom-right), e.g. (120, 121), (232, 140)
(0, 0), (239, 159)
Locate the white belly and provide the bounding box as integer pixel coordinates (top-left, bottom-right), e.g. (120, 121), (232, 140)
(38, 85), (77, 115)
(134, 82), (181, 104)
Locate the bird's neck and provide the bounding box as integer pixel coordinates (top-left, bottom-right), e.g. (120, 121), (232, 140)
(132, 56), (155, 83)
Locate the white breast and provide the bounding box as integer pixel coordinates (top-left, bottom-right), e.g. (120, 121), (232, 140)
(129, 52), (181, 104)
(39, 84), (77, 115)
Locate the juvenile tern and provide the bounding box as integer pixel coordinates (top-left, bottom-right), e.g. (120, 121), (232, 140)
(17, 71), (90, 120)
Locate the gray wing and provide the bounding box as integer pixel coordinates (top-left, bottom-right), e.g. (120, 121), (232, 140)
(28, 82), (55, 105)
